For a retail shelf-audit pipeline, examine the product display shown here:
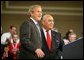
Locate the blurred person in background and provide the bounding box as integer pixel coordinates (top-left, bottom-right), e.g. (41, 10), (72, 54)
(63, 32), (77, 45)
(1, 26), (17, 59)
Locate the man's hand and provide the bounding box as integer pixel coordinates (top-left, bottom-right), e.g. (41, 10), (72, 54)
(35, 49), (45, 58)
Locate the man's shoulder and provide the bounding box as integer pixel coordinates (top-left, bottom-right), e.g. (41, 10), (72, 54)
(2, 32), (11, 36)
(20, 19), (34, 29)
(1, 32), (11, 39)
(52, 30), (61, 35)
(22, 19), (33, 25)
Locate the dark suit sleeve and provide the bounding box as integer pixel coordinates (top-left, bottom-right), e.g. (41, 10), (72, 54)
(20, 21), (37, 52)
(56, 32), (63, 51)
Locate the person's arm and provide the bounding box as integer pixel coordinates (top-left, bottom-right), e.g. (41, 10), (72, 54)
(56, 32), (63, 51)
(20, 21), (38, 52)
(20, 21), (45, 58)
(1, 34), (7, 44)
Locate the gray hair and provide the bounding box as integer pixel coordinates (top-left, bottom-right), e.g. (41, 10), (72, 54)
(42, 14), (53, 21)
(28, 5), (42, 15)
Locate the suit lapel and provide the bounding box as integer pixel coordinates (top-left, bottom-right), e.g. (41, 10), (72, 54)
(29, 19), (42, 42)
(41, 29), (47, 42)
(30, 19), (40, 36)
(41, 29), (56, 51)
(51, 30), (59, 51)
(41, 29), (49, 49)
(51, 31), (55, 50)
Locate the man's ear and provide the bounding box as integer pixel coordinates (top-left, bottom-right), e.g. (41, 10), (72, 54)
(30, 12), (32, 16)
(30, 11), (34, 16)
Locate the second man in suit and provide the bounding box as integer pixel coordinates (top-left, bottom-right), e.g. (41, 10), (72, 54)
(41, 14), (63, 59)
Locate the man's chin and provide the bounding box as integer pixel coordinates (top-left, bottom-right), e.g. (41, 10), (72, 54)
(38, 18), (41, 21)
(50, 27), (53, 30)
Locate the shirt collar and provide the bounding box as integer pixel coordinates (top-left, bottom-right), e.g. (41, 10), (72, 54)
(42, 27), (52, 40)
(30, 17), (38, 25)
(42, 27), (51, 33)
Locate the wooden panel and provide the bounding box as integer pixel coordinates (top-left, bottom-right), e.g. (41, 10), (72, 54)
(1, 1), (83, 38)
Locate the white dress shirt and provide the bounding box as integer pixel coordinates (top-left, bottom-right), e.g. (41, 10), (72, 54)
(30, 17), (38, 25)
(42, 27), (52, 41)
(1, 32), (11, 45)
(30, 17), (41, 37)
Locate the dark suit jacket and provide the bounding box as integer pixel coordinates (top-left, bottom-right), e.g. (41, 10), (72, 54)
(41, 29), (63, 59)
(19, 19), (42, 59)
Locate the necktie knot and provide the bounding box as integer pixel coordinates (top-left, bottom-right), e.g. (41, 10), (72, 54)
(46, 30), (49, 32)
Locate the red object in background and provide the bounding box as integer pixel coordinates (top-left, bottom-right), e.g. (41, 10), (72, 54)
(8, 43), (20, 59)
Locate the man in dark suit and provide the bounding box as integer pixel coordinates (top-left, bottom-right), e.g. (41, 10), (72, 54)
(19, 5), (45, 59)
(41, 14), (63, 59)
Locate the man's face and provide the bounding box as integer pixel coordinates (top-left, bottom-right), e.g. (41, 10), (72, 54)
(43, 16), (54, 30)
(10, 27), (16, 34)
(31, 7), (42, 21)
